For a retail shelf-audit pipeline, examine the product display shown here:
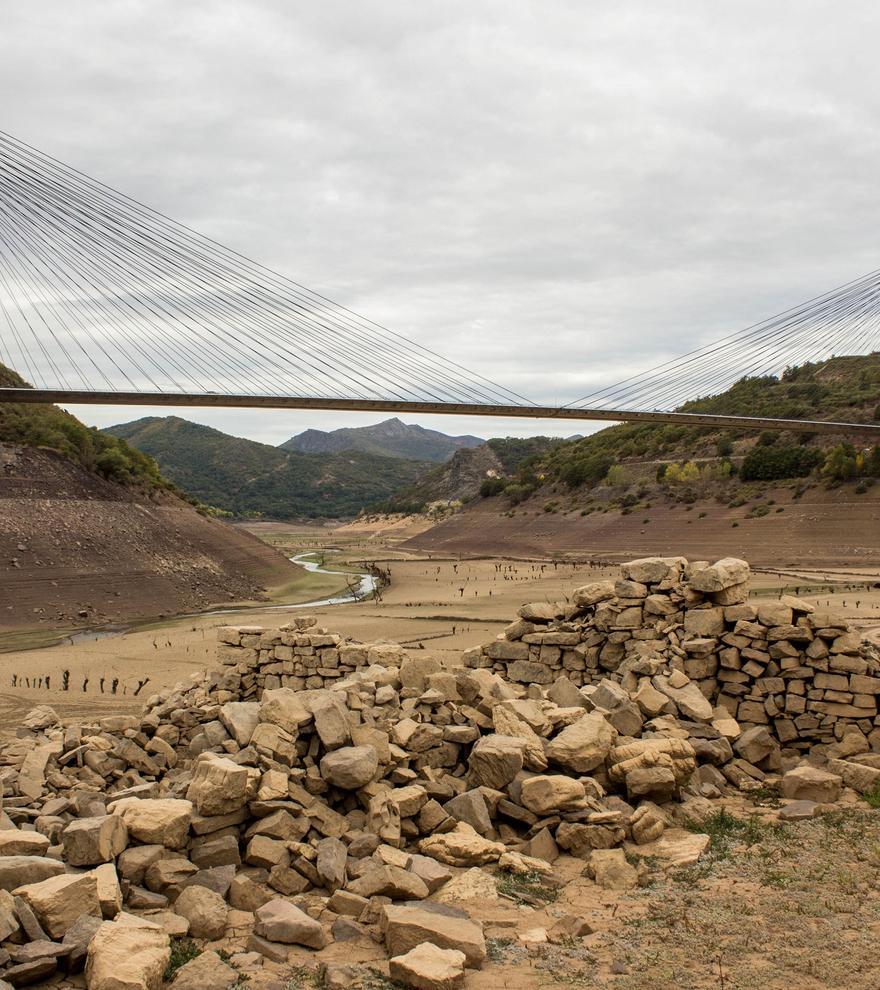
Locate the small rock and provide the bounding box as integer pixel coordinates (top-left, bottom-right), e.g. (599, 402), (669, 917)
(389, 942), (466, 990)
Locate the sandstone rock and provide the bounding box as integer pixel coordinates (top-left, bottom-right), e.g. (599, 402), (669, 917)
(253, 899), (326, 948)
(108, 799), (193, 849)
(170, 949), (237, 990)
(779, 800), (820, 821)
(173, 885), (228, 940)
(186, 754), (249, 816)
(435, 867), (498, 904)
(382, 904), (486, 968)
(519, 774), (586, 814)
(546, 711), (617, 773)
(348, 864), (429, 900)
(259, 687), (311, 734)
(62, 815), (128, 866)
(573, 581), (617, 606)
(0, 831), (50, 857)
(442, 790), (492, 835)
(14, 872), (100, 939)
(688, 557), (750, 592)
(92, 863), (123, 918)
(219, 702), (261, 746)
(468, 734), (526, 789)
(418, 823), (505, 866)
(85, 914), (170, 990)
(491, 707), (548, 771)
(588, 849), (638, 890)
(389, 942), (467, 990)
(315, 836), (347, 893)
(319, 745), (379, 789)
(826, 758), (880, 795)
(781, 766), (842, 803)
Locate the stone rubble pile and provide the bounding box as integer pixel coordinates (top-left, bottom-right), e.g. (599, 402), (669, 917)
(465, 555), (880, 751)
(0, 558), (876, 989)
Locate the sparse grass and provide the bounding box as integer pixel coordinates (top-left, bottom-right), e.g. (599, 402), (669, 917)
(487, 937), (515, 962)
(359, 968), (407, 990)
(683, 808), (777, 863)
(863, 781), (880, 809)
(749, 784), (782, 808)
(497, 868), (560, 904)
(285, 966), (321, 990)
(164, 938), (201, 981)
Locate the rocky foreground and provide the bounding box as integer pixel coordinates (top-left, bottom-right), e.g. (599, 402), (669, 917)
(0, 555), (877, 990)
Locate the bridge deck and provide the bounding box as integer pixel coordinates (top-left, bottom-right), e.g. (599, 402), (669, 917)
(1, 388), (878, 438)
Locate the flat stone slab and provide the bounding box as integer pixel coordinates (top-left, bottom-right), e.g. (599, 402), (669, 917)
(624, 828), (710, 868)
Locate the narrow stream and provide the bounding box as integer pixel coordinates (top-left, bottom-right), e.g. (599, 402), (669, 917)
(56, 550), (377, 648)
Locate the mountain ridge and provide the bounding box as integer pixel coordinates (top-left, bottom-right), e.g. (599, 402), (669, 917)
(281, 417), (483, 462)
(104, 416), (432, 519)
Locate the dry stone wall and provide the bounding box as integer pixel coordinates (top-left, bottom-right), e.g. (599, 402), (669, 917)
(464, 556), (880, 751)
(215, 616), (406, 696)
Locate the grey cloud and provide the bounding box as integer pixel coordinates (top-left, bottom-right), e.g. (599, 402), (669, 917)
(2, 0), (879, 442)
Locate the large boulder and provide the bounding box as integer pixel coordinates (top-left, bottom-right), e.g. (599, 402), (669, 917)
(186, 754), (249, 816)
(319, 745), (379, 789)
(468, 734), (526, 789)
(0, 857), (65, 891)
(519, 775), (586, 814)
(780, 766), (842, 803)
(62, 816), (129, 866)
(382, 904), (486, 969)
(85, 914), (170, 990)
(418, 823), (505, 867)
(173, 885), (228, 940)
(546, 711), (617, 773)
(14, 873), (101, 939)
(170, 950), (237, 990)
(107, 799), (193, 849)
(253, 899), (326, 949)
(688, 558), (750, 593)
(259, 688), (311, 735)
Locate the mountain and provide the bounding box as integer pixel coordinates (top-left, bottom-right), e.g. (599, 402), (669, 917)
(281, 417), (483, 462)
(105, 416), (431, 519)
(0, 364), (294, 629)
(405, 354), (880, 566)
(380, 436), (566, 512)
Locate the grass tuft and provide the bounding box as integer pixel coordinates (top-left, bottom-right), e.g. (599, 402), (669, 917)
(496, 868), (560, 905)
(164, 938), (201, 981)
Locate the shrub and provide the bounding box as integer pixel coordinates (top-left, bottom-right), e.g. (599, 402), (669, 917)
(558, 453), (613, 489)
(479, 477), (506, 498)
(821, 443), (859, 481)
(740, 444), (822, 481)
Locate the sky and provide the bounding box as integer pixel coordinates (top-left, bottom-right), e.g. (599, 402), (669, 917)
(2, 1), (880, 445)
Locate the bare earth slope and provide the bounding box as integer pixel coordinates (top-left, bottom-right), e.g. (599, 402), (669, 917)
(406, 484), (880, 567)
(0, 443), (295, 629)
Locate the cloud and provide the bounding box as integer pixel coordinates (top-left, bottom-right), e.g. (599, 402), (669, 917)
(2, 0), (879, 442)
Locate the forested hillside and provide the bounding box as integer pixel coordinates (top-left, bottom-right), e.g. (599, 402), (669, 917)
(106, 416), (431, 519)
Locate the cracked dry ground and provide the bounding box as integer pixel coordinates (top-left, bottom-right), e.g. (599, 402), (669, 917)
(471, 808), (880, 990)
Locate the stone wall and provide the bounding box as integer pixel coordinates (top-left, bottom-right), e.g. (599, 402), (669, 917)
(215, 615), (406, 698)
(463, 556), (880, 751)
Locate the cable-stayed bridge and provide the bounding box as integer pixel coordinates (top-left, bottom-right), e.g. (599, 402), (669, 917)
(0, 130), (878, 439)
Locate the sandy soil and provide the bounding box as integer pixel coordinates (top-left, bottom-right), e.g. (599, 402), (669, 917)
(408, 485), (880, 569)
(0, 444), (296, 632)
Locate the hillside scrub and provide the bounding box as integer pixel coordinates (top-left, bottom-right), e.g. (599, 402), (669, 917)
(0, 363), (171, 492)
(475, 355), (880, 508)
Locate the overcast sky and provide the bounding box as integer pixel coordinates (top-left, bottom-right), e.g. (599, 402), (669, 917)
(2, 1), (880, 445)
